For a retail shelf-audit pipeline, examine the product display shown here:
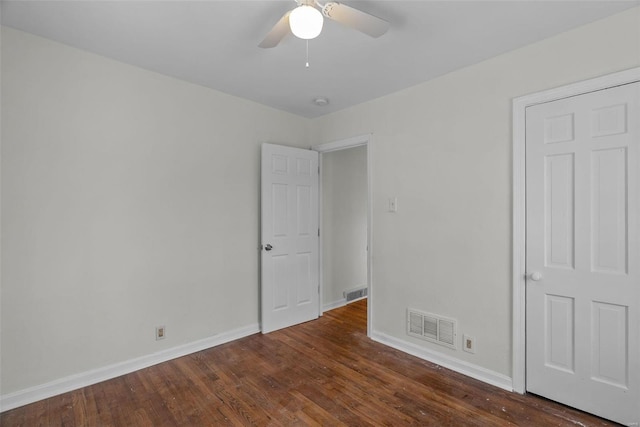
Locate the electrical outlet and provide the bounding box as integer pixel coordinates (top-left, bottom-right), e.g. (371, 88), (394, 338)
(463, 334), (476, 354)
(156, 326), (166, 341)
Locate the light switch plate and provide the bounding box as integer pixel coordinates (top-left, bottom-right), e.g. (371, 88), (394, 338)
(389, 197), (398, 212)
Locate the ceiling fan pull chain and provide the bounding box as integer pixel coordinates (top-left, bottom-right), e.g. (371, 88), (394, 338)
(306, 39), (310, 68)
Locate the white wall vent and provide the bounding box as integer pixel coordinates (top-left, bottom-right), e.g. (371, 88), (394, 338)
(344, 286), (367, 302)
(407, 308), (458, 350)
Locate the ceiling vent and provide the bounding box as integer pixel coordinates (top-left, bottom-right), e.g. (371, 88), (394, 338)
(407, 308), (457, 350)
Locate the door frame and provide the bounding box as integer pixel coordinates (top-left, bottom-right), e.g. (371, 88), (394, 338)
(312, 134), (373, 337)
(512, 67), (640, 394)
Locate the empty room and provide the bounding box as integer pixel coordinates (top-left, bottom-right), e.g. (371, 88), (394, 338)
(1, 1), (639, 425)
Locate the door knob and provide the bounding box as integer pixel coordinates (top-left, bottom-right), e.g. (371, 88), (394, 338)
(528, 272), (543, 281)
(264, 244), (273, 251)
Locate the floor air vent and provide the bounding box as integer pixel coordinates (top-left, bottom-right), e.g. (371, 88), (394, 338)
(344, 287), (368, 302)
(407, 309), (457, 350)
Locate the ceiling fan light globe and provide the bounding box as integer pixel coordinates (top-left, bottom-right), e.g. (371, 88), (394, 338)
(289, 5), (323, 40)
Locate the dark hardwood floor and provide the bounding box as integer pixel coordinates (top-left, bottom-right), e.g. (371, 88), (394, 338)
(2, 299), (616, 426)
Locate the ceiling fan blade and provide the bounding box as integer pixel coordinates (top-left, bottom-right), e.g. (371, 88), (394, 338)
(258, 11), (292, 48)
(322, 2), (389, 38)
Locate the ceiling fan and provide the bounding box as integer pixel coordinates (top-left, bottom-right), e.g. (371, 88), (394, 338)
(259, 0), (389, 48)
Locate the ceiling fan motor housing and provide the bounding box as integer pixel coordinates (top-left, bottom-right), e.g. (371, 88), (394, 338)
(259, 1), (389, 48)
(322, 2), (336, 18)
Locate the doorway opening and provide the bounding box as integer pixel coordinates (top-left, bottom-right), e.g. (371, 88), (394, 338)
(313, 134), (372, 336)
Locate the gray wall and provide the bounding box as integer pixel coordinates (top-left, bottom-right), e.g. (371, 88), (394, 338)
(1, 27), (309, 394)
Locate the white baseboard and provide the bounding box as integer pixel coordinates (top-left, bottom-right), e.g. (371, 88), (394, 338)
(0, 323), (260, 413)
(371, 330), (513, 392)
(323, 298), (347, 312)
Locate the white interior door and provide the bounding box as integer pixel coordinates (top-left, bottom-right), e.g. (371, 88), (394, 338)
(261, 143), (319, 333)
(525, 82), (639, 425)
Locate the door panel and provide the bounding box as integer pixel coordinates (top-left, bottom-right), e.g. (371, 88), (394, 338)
(544, 294), (574, 373)
(261, 143), (319, 333)
(544, 153), (575, 269)
(591, 147), (627, 274)
(525, 82), (639, 425)
(591, 302), (628, 388)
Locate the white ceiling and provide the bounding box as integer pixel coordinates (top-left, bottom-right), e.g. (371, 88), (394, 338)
(2, 0), (638, 118)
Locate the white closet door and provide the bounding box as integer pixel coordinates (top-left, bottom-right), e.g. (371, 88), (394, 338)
(525, 82), (639, 425)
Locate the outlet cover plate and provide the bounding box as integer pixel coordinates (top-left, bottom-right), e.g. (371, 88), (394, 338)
(156, 326), (166, 341)
(463, 334), (475, 354)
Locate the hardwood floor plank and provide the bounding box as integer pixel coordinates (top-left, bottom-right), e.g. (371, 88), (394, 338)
(287, 390), (347, 426)
(1, 299), (617, 426)
(277, 327), (507, 425)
